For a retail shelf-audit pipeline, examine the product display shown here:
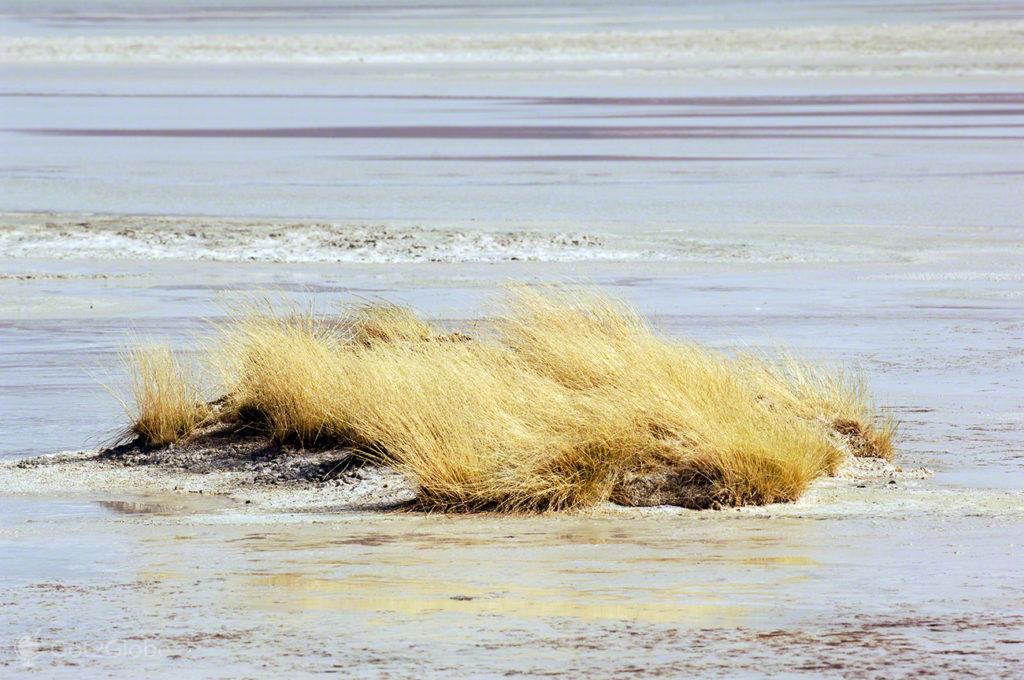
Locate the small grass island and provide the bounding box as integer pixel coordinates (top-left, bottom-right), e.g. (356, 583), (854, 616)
(115, 288), (895, 513)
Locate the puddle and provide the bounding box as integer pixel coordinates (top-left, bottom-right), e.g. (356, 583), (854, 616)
(96, 497), (229, 516)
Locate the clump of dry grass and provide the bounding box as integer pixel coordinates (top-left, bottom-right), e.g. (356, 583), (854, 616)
(122, 289), (895, 511)
(122, 345), (209, 447)
(736, 353), (896, 460)
(493, 288), (848, 506)
(341, 303), (441, 346)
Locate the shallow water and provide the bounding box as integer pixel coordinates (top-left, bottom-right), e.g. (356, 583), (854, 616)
(7, 0), (1023, 37)
(2, 493), (1022, 677)
(2, 1), (1024, 228)
(3, 69), (1022, 229)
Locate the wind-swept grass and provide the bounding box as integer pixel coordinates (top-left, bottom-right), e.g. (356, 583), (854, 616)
(492, 288), (848, 506)
(736, 354), (896, 460)
(122, 345), (209, 447)
(342, 302), (441, 346)
(122, 289), (895, 511)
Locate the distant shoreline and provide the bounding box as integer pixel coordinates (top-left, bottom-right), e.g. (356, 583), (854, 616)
(3, 22), (1023, 80)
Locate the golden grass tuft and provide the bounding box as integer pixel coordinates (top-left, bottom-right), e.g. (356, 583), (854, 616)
(123, 345), (209, 447)
(493, 288), (848, 506)
(123, 289), (895, 511)
(342, 302), (441, 346)
(736, 354), (897, 460)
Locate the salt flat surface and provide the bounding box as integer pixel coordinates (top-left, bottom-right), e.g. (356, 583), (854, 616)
(1, 1), (1022, 677)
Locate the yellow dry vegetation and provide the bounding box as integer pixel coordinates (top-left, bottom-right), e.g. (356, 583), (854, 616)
(124, 288), (895, 511)
(122, 345), (210, 447)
